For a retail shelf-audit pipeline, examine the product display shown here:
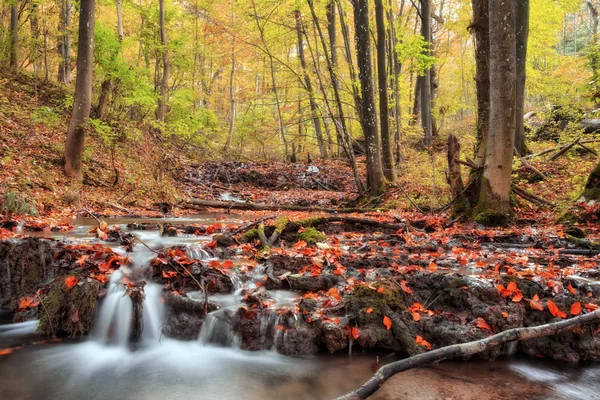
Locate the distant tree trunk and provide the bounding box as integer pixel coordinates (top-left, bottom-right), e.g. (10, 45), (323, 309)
(515, 0), (530, 155)
(64, 0), (96, 179)
(30, 1), (42, 75)
(224, 7), (236, 152)
(157, 0), (169, 123)
(471, 0), (490, 167)
(475, 0), (516, 222)
(116, 0), (124, 41)
(327, 0), (340, 155)
(375, 0), (394, 180)
(295, 11), (327, 159)
(420, 0), (433, 145)
(353, 0), (385, 194)
(588, 1), (599, 102)
(95, 79), (111, 120)
(389, 0), (402, 166)
(306, 0), (365, 194)
(58, 0), (72, 83)
(10, 1), (18, 69)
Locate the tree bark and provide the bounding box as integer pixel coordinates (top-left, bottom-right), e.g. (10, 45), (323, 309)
(157, 0), (169, 123)
(335, 308), (600, 400)
(10, 1), (18, 69)
(295, 11), (327, 159)
(471, 0), (490, 167)
(515, 0), (530, 155)
(353, 0), (385, 195)
(389, 0), (402, 166)
(116, 0), (124, 41)
(587, 1), (599, 102)
(375, 0), (395, 181)
(420, 0), (433, 145)
(475, 0), (517, 222)
(447, 134), (468, 215)
(64, 0), (96, 179)
(58, 0), (72, 83)
(224, 6), (236, 152)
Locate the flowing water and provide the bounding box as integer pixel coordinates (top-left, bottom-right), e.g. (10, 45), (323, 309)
(1, 214), (599, 399)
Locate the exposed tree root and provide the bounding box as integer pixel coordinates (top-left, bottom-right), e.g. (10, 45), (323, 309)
(336, 309), (600, 400)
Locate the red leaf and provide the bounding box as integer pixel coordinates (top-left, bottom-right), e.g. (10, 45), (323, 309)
(221, 260), (234, 269)
(351, 327), (360, 340)
(415, 335), (431, 350)
(376, 287), (384, 293)
(400, 280), (412, 294)
(547, 300), (566, 319)
(366, 307), (374, 314)
(475, 317), (492, 332)
(567, 284), (577, 295)
(512, 291), (523, 303)
(571, 302), (581, 316)
(383, 315), (392, 330)
(412, 311), (421, 322)
(18, 296), (40, 310)
(530, 299), (544, 311)
(428, 261), (437, 272)
(64, 276), (78, 289)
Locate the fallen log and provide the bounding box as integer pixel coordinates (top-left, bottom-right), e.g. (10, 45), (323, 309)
(523, 139), (600, 160)
(335, 308), (600, 400)
(185, 199), (380, 214)
(549, 138), (580, 161)
(511, 185), (553, 207)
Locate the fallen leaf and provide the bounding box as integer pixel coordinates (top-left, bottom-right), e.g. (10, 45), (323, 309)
(475, 317), (493, 332)
(366, 307), (373, 314)
(351, 327), (360, 340)
(415, 335), (431, 350)
(530, 299), (544, 311)
(571, 302), (581, 316)
(383, 315), (392, 330)
(428, 261), (437, 272)
(547, 300), (567, 319)
(400, 280), (412, 294)
(567, 284), (577, 295)
(64, 276), (78, 289)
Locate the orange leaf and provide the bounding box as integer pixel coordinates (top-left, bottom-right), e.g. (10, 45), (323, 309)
(428, 261), (437, 272)
(571, 302), (581, 316)
(221, 260), (234, 269)
(18, 296), (40, 310)
(567, 284), (577, 295)
(400, 280), (412, 294)
(507, 281), (518, 292)
(585, 303), (598, 311)
(351, 327), (360, 340)
(377, 287), (384, 293)
(383, 315), (392, 330)
(415, 335), (431, 350)
(208, 260), (221, 268)
(512, 291), (523, 303)
(366, 307), (373, 314)
(502, 312), (509, 318)
(547, 300), (567, 319)
(530, 299), (544, 311)
(64, 276), (78, 289)
(475, 317), (492, 332)
(412, 311), (420, 322)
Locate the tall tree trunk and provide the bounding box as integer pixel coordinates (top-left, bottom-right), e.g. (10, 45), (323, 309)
(64, 0), (96, 179)
(157, 0), (169, 123)
(353, 0), (385, 194)
(295, 11), (327, 159)
(420, 0), (433, 145)
(58, 0), (72, 83)
(471, 0), (490, 167)
(476, 0), (517, 222)
(326, 1), (339, 155)
(389, 0), (402, 166)
(375, 0), (394, 180)
(224, 6), (236, 152)
(30, 1), (41, 75)
(9, 1), (18, 69)
(515, 0), (529, 155)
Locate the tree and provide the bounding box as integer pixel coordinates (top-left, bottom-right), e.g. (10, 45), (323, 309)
(157, 0), (169, 123)
(475, 0), (517, 222)
(515, 0), (530, 155)
(375, 0), (395, 181)
(420, 0), (433, 145)
(58, 0), (72, 83)
(353, 0), (385, 194)
(10, 0), (18, 69)
(64, 0), (96, 179)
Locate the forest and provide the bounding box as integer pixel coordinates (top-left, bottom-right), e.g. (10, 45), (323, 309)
(1, 0), (600, 399)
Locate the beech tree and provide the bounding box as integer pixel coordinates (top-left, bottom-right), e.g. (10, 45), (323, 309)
(64, 0), (96, 179)
(157, 0), (169, 123)
(475, 0), (517, 222)
(515, 0), (530, 155)
(10, 0), (18, 69)
(352, 0), (385, 194)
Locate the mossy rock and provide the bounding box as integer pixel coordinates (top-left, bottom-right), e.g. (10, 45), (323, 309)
(346, 281), (405, 326)
(38, 278), (100, 338)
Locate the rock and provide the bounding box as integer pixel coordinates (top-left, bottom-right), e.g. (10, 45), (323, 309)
(321, 321), (348, 353)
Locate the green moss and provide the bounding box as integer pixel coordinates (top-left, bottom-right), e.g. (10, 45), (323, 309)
(274, 217), (289, 233)
(349, 282), (405, 326)
(297, 227), (326, 244)
(474, 210), (512, 226)
(240, 228), (259, 242)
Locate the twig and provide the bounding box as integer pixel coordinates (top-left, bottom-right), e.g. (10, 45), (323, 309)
(549, 138), (580, 161)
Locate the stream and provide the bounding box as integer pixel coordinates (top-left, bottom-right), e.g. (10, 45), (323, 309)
(1, 214), (599, 400)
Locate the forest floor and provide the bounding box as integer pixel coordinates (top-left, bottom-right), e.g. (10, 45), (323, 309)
(1, 69), (600, 375)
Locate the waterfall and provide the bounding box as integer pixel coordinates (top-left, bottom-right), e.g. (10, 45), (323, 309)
(94, 269), (163, 347)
